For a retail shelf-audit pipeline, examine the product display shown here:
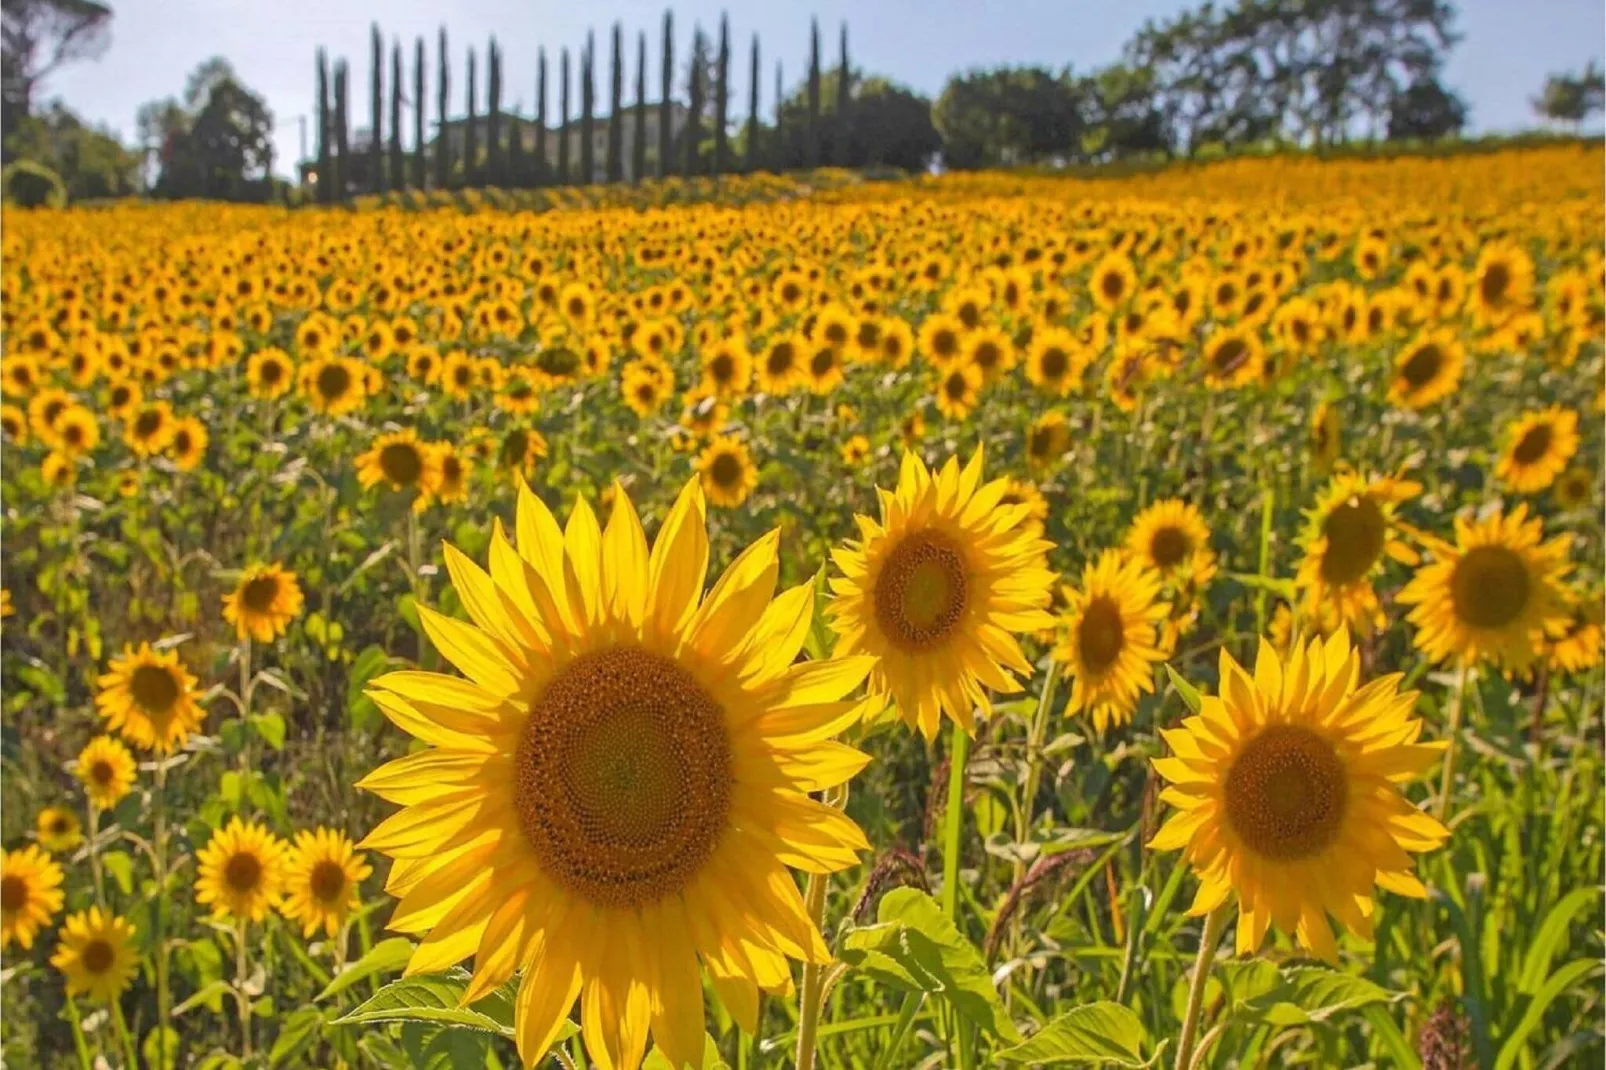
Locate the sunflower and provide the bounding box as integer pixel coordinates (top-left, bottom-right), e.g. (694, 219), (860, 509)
(934, 362), (983, 420)
(1309, 401), (1341, 470)
(1553, 465), (1595, 510)
(1496, 406), (1579, 493)
(115, 470), (140, 498)
(167, 415), (208, 471)
(1056, 551), (1168, 732)
(1201, 328), (1263, 390)
(51, 908), (138, 1002)
(964, 326), (1016, 383)
(701, 337), (753, 397)
(123, 400), (176, 457)
(841, 434), (871, 466)
(756, 334), (803, 395)
(356, 429), (443, 500)
(1398, 505), (1571, 671)
(498, 370), (544, 416)
(105, 379), (140, 419)
(76, 735), (137, 812)
(1295, 472), (1420, 634)
(300, 355), (368, 416)
(356, 477), (872, 1070)
(29, 387), (73, 442)
(497, 426), (549, 477)
(696, 434), (759, 508)
(899, 409), (926, 448)
(1149, 631), (1450, 960)
(1388, 329), (1465, 410)
(1545, 591), (1604, 675)
(1026, 412), (1072, 471)
(804, 342), (846, 395)
(828, 449), (1056, 738)
(997, 479), (1050, 535)
(280, 828), (371, 938)
(440, 351), (479, 400)
(37, 807), (82, 852)
(41, 449), (76, 488)
(622, 364), (669, 417)
(1469, 240), (1534, 328)
(1126, 498), (1218, 585)
(1090, 253), (1137, 310)
(1, 845), (63, 950)
(1025, 327), (1086, 397)
(195, 817), (289, 923)
(222, 563), (306, 643)
(0, 403), (26, 444)
(53, 405), (99, 457)
(879, 318), (915, 368)
(432, 442), (472, 505)
(917, 313), (966, 367)
(95, 642), (205, 754)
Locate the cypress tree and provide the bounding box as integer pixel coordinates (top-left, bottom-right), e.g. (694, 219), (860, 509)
(684, 27), (702, 177)
(465, 48), (478, 186)
(558, 48), (570, 185)
(632, 31), (647, 183)
(744, 35), (758, 174)
(334, 60), (350, 198)
(580, 33), (595, 184)
(658, 10), (672, 180)
(435, 28), (449, 189)
(316, 48), (331, 203)
(713, 15), (729, 175)
(774, 61), (785, 172)
(606, 23), (623, 184)
(487, 38), (502, 186)
(534, 50), (548, 186)
(806, 18), (820, 169)
(834, 23), (850, 166)
(370, 23), (384, 192)
(413, 37), (425, 189)
(389, 41), (403, 189)
(508, 105), (525, 187)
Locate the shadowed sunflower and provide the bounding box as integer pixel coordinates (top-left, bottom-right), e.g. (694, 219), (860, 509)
(828, 448), (1055, 738)
(1553, 465), (1594, 510)
(1200, 328), (1263, 390)
(356, 478), (873, 1070)
(222, 563), (306, 643)
(195, 817), (289, 923)
(95, 643), (204, 753)
(281, 828), (371, 938)
(37, 807), (82, 852)
(1544, 590), (1604, 676)
(1388, 330), (1464, 410)
(1056, 551), (1168, 732)
(1295, 471), (1421, 634)
(357, 429), (443, 506)
(76, 735), (137, 812)
(431, 442), (472, 505)
(2, 845), (63, 950)
(1126, 499), (1218, 587)
(695, 434), (759, 507)
(1026, 412), (1072, 471)
(1150, 631), (1450, 960)
(1496, 406), (1578, 494)
(51, 908), (138, 1002)
(168, 415), (208, 471)
(1309, 402), (1341, 470)
(1398, 505), (1571, 672)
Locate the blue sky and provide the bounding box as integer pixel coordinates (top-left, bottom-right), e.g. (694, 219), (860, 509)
(44, 0), (1606, 176)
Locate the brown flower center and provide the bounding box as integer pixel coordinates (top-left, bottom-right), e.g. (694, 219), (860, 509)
(1224, 724), (1347, 861)
(874, 529), (969, 651)
(1451, 546), (1531, 629)
(1320, 495), (1386, 586)
(1077, 596), (1126, 674)
(130, 665), (180, 715)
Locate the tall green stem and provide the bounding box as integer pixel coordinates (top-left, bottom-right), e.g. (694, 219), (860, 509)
(941, 721), (971, 920)
(153, 762), (171, 1070)
(86, 802), (104, 907)
(1175, 906), (1228, 1070)
(1436, 659), (1470, 822)
(794, 871), (830, 1070)
(236, 919), (254, 1058)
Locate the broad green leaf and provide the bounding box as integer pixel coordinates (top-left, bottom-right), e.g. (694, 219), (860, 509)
(174, 979), (234, 1017)
(268, 1007), (324, 1066)
(840, 888), (1021, 1043)
(1517, 887), (1598, 995)
(101, 850), (134, 896)
(1162, 664), (1202, 713)
(1493, 959), (1602, 1070)
(251, 711), (286, 750)
(142, 1026), (181, 1070)
(996, 1002), (1150, 1066)
(317, 936), (415, 1001)
(1237, 966), (1396, 1027)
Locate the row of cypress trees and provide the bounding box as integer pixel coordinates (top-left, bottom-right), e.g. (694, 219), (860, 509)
(313, 14), (851, 203)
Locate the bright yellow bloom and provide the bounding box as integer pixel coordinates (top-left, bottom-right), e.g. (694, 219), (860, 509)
(195, 817), (289, 923)
(76, 735), (138, 811)
(1, 845), (63, 950)
(222, 563), (306, 643)
(51, 908), (138, 1002)
(280, 828), (371, 938)
(94, 643), (205, 754)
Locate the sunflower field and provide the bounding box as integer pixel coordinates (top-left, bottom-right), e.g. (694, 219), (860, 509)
(1, 141), (1603, 1070)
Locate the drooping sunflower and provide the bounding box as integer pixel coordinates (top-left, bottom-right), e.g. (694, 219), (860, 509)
(195, 817), (289, 923)
(1126, 498), (1218, 586)
(828, 449), (1056, 738)
(1149, 631), (1450, 960)
(1388, 329), (1465, 410)
(280, 828), (371, 938)
(1544, 590), (1604, 676)
(1398, 505), (1571, 672)
(1056, 551), (1168, 732)
(695, 434), (759, 508)
(1, 845), (63, 950)
(95, 643), (205, 754)
(356, 429), (443, 501)
(222, 563), (306, 643)
(1295, 472), (1421, 634)
(37, 807), (82, 852)
(1026, 411), (1072, 471)
(356, 478), (873, 1070)
(51, 908), (138, 1002)
(76, 735), (138, 812)
(1496, 406), (1579, 494)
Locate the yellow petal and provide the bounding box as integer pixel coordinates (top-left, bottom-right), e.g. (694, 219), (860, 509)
(648, 479), (709, 641)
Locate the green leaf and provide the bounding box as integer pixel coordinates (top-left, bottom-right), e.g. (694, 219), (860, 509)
(1517, 887), (1598, 995)
(1235, 966), (1397, 1027)
(174, 979), (234, 1017)
(142, 1026), (181, 1070)
(251, 712), (286, 751)
(840, 888), (1021, 1043)
(644, 1033), (729, 1070)
(1493, 959), (1602, 1070)
(1162, 664), (1203, 714)
(346, 644), (392, 733)
(317, 937), (415, 1001)
(101, 850), (134, 896)
(332, 969), (580, 1052)
(1225, 571), (1297, 600)
(268, 1007), (324, 1066)
(996, 1002), (1150, 1065)
(1363, 1006), (1421, 1070)
(1040, 827), (1128, 857)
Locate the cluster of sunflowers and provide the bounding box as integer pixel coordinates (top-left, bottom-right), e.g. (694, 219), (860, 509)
(0, 141), (1602, 1069)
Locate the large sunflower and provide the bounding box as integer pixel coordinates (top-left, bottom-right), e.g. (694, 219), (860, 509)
(1496, 406), (1579, 493)
(76, 735), (138, 812)
(356, 478), (873, 1070)
(281, 827), (371, 938)
(51, 908), (139, 1002)
(1, 845), (63, 950)
(222, 563), (306, 643)
(1295, 471), (1420, 634)
(195, 817), (289, 923)
(695, 434), (759, 508)
(1150, 631), (1450, 960)
(95, 643), (205, 754)
(1056, 550), (1168, 732)
(1398, 505), (1571, 671)
(828, 449), (1055, 738)
(1125, 498), (1218, 586)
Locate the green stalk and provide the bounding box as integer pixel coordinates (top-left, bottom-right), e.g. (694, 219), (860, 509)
(794, 871), (830, 1070)
(874, 993), (925, 1070)
(112, 1000), (139, 1070)
(153, 761), (172, 1070)
(86, 801), (104, 908)
(1436, 659), (1470, 822)
(941, 721), (971, 920)
(236, 919), (254, 1058)
(1175, 906), (1228, 1070)
(64, 996), (94, 1070)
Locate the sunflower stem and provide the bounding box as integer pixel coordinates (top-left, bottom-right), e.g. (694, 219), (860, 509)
(795, 871), (831, 1070)
(86, 800), (104, 908)
(63, 996), (94, 1070)
(235, 919), (254, 1058)
(112, 998), (139, 1070)
(941, 720), (971, 920)
(153, 761), (172, 1070)
(1009, 660), (1061, 966)
(1436, 659), (1470, 821)
(1175, 905), (1227, 1070)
